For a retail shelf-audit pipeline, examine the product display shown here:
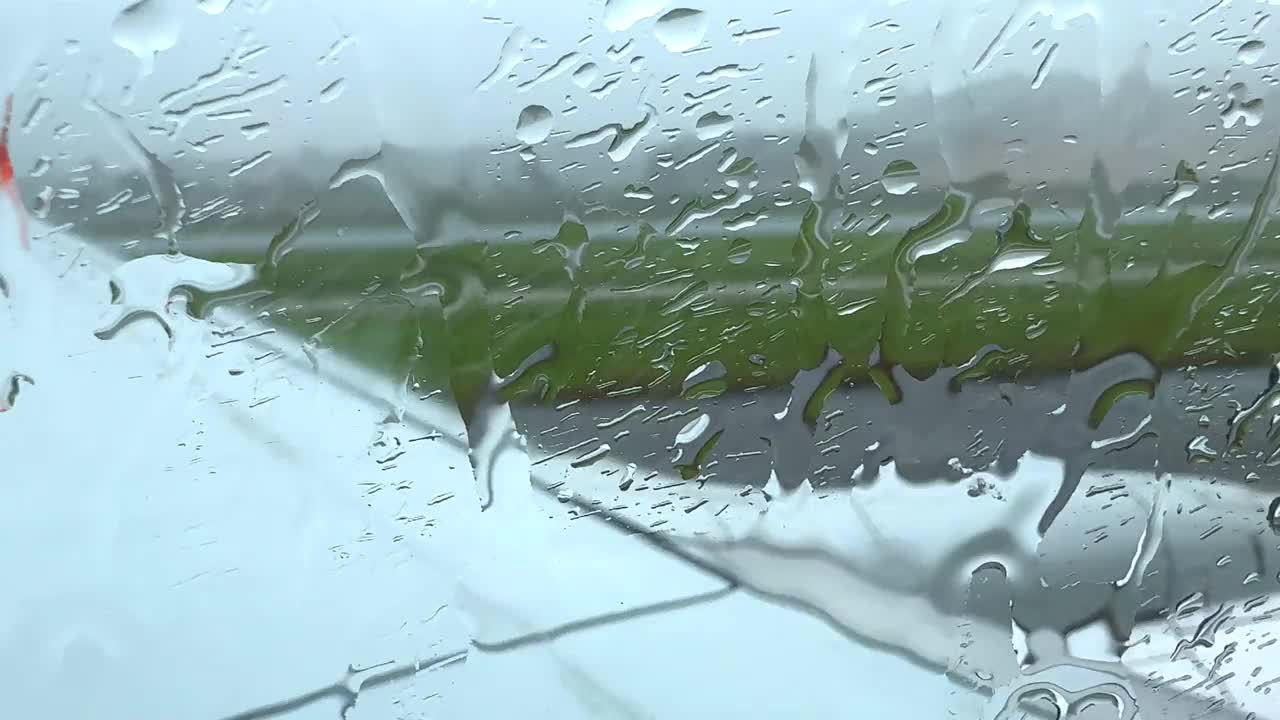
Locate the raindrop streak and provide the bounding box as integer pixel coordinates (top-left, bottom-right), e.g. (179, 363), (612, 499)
(516, 52), (580, 92)
(1030, 42), (1058, 89)
(466, 372), (533, 513)
(515, 104), (553, 144)
(19, 97), (50, 133)
(563, 105), (655, 162)
(163, 76), (288, 133)
(477, 26), (529, 90)
(156, 35), (260, 111)
(653, 8), (708, 52)
(111, 0), (184, 76)
(228, 150), (271, 178)
(319, 78), (346, 103)
(696, 63), (761, 83)
(241, 122), (269, 140)
(27, 4), (1280, 717)
(732, 26), (782, 43)
(328, 149), (419, 237)
(249, 200), (318, 301)
(793, 52), (848, 212)
(88, 99), (185, 254)
(589, 77), (622, 99)
(971, 1), (1094, 73)
(1175, 132), (1280, 353)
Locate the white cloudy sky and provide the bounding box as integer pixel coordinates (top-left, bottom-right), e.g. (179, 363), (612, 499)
(0, 0), (1274, 213)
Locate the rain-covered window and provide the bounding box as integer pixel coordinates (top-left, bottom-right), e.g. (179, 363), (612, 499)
(3, 0), (1280, 717)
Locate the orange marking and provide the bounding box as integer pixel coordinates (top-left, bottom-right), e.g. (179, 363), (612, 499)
(1, 94), (29, 251)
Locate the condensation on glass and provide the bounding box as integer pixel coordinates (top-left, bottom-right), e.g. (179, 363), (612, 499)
(1, 0), (1279, 717)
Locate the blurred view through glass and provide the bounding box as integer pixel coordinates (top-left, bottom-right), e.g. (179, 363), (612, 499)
(2, 0), (1280, 717)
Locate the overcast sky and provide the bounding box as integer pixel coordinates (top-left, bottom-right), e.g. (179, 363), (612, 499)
(3, 0), (1269, 141)
(2, 0), (1276, 233)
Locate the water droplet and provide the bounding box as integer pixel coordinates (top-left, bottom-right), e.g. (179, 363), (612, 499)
(515, 104), (553, 144)
(727, 237), (751, 264)
(674, 412), (711, 445)
(1268, 496), (1280, 533)
(196, 0), (232, 14)
(863, 75), (897, 94)
(1239, 39), (1266, 65)
(0, 372), (33, 413)
(95, 254), (256, 345)
(1221, 82), (1264, 127)
(603, 0), (666, 32)
(654, 8), (708, 52)
(463, 371), (533, 513)
(1157, 160), (1199, 212)
(319, 78), (346, 103)
(724, 209), (765, 231)
(694, 110), (732, 140)
(880, 159), (919, 195)
(32, 186), (52, 220)
(111, 0), (184, 76)
(571, 62), (599, 88)
(836, 297), (874, 317)
(681, 361), (727, 399)
(622, 184), (654, 200)
(1185, 434), (1217, 463)
(1168, 31), (1197, 55)
(241, 122), (269, 140)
